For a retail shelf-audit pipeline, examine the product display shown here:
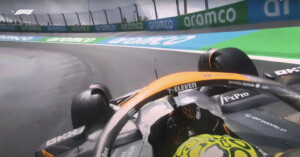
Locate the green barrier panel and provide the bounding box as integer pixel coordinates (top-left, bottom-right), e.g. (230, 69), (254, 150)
(69, 26), (93, 33)
(119, 22), (145, 31)
(36, 36), (108, 44)
(20, 26), (44, 32)
(178, 1), (248, 30)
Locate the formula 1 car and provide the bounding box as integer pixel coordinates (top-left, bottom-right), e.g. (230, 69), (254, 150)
(36, 48), (300, 157)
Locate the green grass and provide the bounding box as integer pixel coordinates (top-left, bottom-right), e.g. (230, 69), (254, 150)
(200, 26), (300, 59)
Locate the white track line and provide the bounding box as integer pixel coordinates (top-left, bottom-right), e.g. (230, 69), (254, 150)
(248, 55), (300, 65)
(12, 40), (300, 65)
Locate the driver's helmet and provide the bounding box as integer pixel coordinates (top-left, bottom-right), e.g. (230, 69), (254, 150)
(174, 134), (262, 157)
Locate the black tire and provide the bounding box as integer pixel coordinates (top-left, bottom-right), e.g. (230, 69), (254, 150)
(71, 89), (110, 133)
(198, 48), (258, 76)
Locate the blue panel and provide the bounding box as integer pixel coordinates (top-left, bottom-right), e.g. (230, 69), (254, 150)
(248, 0), (300, 23)
(0, 25), (18, 31)
(93, 24), (118, 32)
(145, 17), (178, 31)
(45, 26), (68, 32)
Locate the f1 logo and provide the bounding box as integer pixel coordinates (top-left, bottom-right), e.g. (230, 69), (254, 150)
(14, 9), (34, 15)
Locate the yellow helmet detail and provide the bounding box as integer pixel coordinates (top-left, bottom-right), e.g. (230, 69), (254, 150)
(174, 134), (259, 157)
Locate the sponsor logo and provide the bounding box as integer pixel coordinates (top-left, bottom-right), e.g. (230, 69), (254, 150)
(46, 126), (85, 146)
(244, 114), (287, 132)
(94, 24), (117, 32)
(121, 22), (144, 31)
(228, 81), (269, 89)
(0, 35), (34, 41)
(0, 25), (17, 31)
(46, 26), (67, 32)
(248, 0), (300, 23)
(21, 26), (42, 32)
(148, 19), (174, 30)
(46, 37), (96, 43)
(14, 9), (34, 15)
(274, 67), (300, 76)
(264, 0), (290, 17)
(107, 35), (195, 46)
(223, 92), (250, 103)
(101, 147), (109, 157)
(167, 82), (197, 93)
(70, 26), (91, 32)
(184, 7), (236, 27)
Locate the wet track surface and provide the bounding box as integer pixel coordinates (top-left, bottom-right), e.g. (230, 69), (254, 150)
(0, 41), (298, 157)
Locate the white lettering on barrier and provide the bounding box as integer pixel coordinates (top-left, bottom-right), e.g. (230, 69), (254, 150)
(184, 7), (236, 27)
(121, 23), (143, 30)
(149, 19), (174, 30)
(218, 9), (226, 23)
(107, 36), (196, 46)
(264, 0), (290, 17)
(47, 26), (67, 32)
(0, 35), (33, 41)
(71, 26), (91, 32)
(21, 26), (42, 31)
(226, 8), (236, 22)
(95, 25), (116, 31)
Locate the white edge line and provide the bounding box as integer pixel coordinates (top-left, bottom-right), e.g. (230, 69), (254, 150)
(249, 55), (300, 65)
(3, 40), (300, 65)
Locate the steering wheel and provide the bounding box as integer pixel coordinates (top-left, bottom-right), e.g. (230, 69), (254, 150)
(95, 72), (300, 157)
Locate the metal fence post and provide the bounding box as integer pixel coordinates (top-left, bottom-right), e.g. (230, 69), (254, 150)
(118, 7), (123, 23)
(184, 0), (187, 14)
(75, 12), (81, 26)
(47, 14), (53, 26)
(89, 11), (95, 25)
(33, 13), (39, 25)
(103, 9), (109, 24)
(133, 3), (140, 22)
(61, 13), (67, 26)
(152, 0), (158, 19)
(205, 0), (209, 10)
(2, 13), (7, 25)
(175, 0), (180, 16)
(19, 15), (24, 25)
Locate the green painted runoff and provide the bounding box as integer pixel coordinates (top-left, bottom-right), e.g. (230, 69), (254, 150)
(200, 26), (300, 59)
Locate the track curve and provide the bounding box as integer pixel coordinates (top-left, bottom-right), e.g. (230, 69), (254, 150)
(0, 41), (298, 157)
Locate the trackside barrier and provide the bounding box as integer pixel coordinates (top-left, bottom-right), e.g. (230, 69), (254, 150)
(0, 25), (19, 32)
(45, 26), (68, 33)
(119, 22), (145, 31)
(93, 24), (119, 32)
(20, 26), (44, 32)
(0, 0), (300, 33)
(145, 17), (178, 31)
(177, 1), (248, 30)
(248, 0), (300, 23)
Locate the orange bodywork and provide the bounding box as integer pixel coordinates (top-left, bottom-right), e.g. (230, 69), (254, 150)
(42, 149), (54, 157)
(120, 72), (249, 109)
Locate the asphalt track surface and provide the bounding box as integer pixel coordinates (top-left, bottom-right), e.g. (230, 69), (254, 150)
(0, 41), (299, 157)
